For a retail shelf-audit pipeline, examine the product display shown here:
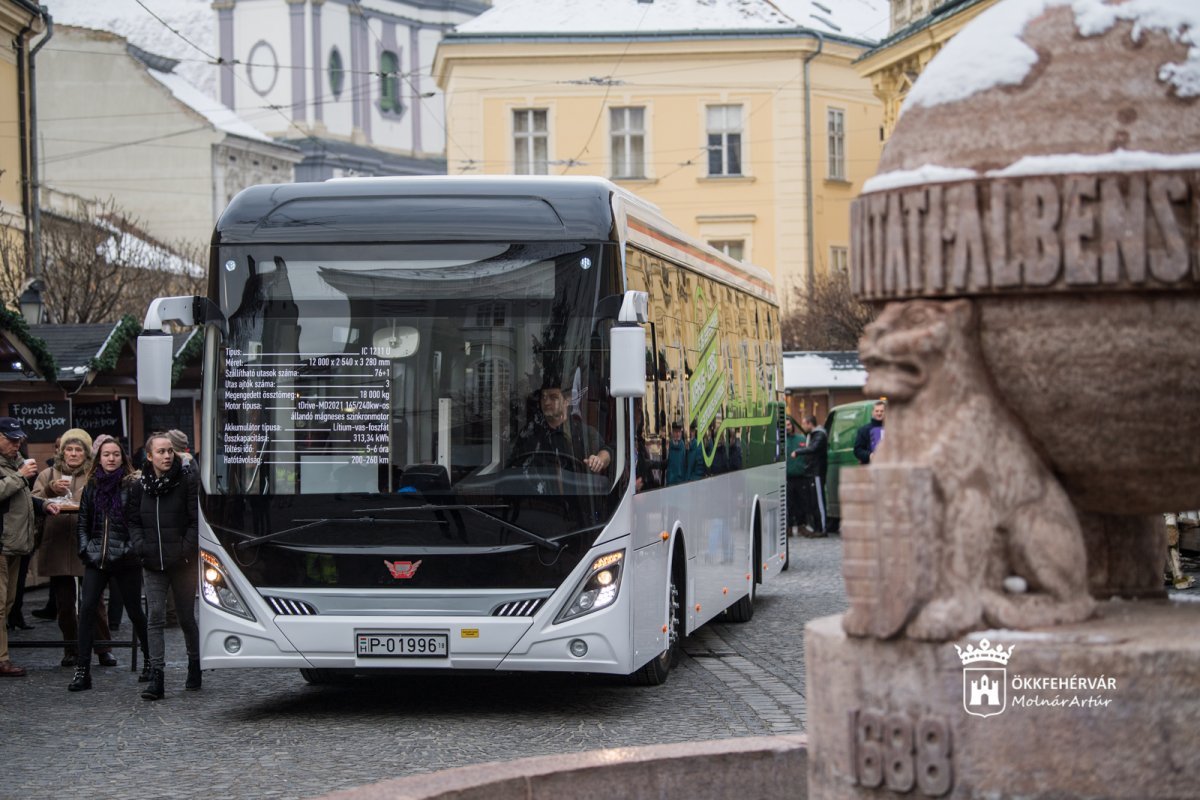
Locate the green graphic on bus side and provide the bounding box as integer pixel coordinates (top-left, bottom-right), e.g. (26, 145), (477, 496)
(686, 285), (778, 468)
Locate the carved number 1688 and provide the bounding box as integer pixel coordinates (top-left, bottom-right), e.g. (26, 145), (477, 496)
(848, 709), (952, 796)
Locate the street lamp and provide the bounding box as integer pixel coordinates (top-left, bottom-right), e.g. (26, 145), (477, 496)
(18, 279), (45, 326)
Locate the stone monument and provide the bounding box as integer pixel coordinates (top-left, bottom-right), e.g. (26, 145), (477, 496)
(807, 1), (1200, 796)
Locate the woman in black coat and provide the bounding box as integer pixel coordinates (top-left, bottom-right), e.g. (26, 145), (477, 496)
(128, 433), (199, 701)
(69, 435), (151, 691)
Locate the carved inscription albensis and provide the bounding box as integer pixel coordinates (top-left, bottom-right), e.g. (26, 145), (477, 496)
(850, 171), (1200, 301)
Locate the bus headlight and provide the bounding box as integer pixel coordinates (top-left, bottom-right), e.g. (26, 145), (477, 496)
(556, 550), (625, 623)
(200, 550), (255, 621)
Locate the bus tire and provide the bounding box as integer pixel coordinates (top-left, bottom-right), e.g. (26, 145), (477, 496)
(724, 531), (757, 623)
(781, 534), (790, 572)
(629, 559), (682, 686)
(300, 668), (352, 685)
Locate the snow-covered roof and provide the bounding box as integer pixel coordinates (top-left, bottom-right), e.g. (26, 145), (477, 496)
(456, 0), (889, 44)
(783, 351), (866, 390)
(45, 0), (217, 97)
(146, 68), (275, 144)
(905, 0), (1200, 110)
(95, 217), (205, 278)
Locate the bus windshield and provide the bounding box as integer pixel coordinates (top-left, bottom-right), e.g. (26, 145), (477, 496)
(210, 241), (622, 501)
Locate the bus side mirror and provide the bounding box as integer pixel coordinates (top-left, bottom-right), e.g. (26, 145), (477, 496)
(610, 323), (646, 398)
(610, 290), (648, 398)
(138, 332), (174, 404)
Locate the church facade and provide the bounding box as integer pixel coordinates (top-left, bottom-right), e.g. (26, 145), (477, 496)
(215, 0), (489, 180)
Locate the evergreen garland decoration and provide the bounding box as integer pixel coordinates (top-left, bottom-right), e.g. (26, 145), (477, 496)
(172, 328), (203, 384)
(0, 307), (58, 379)
(87, 314), (141, 374)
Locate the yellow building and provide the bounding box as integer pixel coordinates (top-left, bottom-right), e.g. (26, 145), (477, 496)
(433, 0), (885, 311)
(855, 0), (1000, 140)
(0, 0), (47, 295)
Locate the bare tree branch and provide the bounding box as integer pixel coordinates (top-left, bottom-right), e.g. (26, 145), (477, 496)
(26, 198), (205, 324)
(781, 270), (875, 351)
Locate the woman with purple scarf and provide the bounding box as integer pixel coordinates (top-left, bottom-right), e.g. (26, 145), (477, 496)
(68, 435), (150, 692)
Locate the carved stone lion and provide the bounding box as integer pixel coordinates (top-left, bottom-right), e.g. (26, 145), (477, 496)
(853, 298), (1095, 640)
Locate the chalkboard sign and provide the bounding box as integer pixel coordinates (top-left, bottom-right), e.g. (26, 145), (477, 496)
(73, 400), (126, 439)
(142, 398), (195, 445)
(7, 400), (71, 443)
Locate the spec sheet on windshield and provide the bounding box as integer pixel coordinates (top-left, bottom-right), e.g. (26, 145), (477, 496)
(222, 347), (390, 468)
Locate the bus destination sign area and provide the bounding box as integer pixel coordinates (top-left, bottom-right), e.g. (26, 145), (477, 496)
(222, 348), (391, 468)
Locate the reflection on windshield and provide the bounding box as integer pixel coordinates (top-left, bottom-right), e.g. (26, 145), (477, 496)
(213, 242), (622, 500)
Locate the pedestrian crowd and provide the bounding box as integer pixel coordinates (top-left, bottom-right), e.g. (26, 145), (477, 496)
(636, 418), (745, 492)
(786, 400), (885, 537)
(0, 417), (200, 701)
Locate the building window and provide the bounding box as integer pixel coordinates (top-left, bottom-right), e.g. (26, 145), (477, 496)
(706, 105), (743, 176)
(610, 106), (645, 179)
(468, 358), (511, 419)
(709, 240), (745, 262)
(827, 107), (846, 180)
(514, 109), (549, 175)
(830, 245), (848, 274)
(380, 50), (402, 114)
(475, 302), (505, 327)
(328, 47), (345, 99)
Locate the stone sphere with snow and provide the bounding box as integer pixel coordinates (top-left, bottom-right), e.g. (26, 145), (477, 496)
(849, 0), (1200, 514)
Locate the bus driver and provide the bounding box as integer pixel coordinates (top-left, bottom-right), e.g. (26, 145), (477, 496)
(511, 378), (612, 475)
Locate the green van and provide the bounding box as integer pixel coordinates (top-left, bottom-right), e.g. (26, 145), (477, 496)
(822, 399), (876, 530)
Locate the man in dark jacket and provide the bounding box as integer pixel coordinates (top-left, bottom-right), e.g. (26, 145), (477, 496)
(854, 401), (886, 465)
(0, 417), (60, 677)
(511, 383), (612, 476)
(795, 415), (829, 536)
(785, 418), (806, 535)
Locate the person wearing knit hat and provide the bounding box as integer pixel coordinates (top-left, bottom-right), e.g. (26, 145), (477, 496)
(166, 430), (194, 470)
(32, 429), (116, 667)
(91, 433), (115, 459)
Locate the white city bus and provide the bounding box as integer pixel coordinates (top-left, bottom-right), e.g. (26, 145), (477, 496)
(137, 176), (787, 685)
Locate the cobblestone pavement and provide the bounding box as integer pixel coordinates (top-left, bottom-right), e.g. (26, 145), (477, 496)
(1, 535), (846, 800)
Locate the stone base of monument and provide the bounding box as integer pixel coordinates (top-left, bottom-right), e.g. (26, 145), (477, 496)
(806, 601), (1200, 799)
(315, 736), (809, 800)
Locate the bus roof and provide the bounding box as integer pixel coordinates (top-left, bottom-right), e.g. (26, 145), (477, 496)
(215, 175), (776, 306)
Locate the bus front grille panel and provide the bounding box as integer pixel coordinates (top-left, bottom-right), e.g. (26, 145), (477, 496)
(491, 598), (546, 617)
(264, 596), (319, 616)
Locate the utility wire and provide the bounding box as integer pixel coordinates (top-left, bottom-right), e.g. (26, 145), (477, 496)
(131, 0), (321, 152)
(559, 2), (652, 175)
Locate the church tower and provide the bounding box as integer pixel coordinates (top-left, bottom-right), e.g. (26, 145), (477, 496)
(216, 0), (489, 179)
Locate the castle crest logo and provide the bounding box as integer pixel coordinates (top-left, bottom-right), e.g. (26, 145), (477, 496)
(956, 638), (1014, 718)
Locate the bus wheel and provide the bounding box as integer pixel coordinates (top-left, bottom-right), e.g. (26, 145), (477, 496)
(725, 542), (757, 623)
(781, 533), (790, 572)
(629, 567), (681, 686)
(300, 668), (352, 685)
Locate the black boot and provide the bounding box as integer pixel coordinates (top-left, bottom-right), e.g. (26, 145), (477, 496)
(138, 652), (152, 683)
(141, 668), (164, 701)
(68, 666), (91, 692)
(185, 657), (202, 691)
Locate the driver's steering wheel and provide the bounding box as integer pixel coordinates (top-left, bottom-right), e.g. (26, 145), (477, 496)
(512, 448), (591, 474)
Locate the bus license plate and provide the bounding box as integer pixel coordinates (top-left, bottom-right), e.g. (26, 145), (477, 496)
(356, 632), (448, 658)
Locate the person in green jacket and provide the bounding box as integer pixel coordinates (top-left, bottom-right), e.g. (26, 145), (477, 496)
(786, 417), (807, 536)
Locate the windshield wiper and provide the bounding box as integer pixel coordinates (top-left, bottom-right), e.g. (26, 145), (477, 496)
(362, 503), (564, 553)
(215, 516), (424, 551)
